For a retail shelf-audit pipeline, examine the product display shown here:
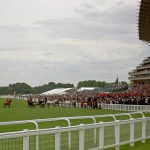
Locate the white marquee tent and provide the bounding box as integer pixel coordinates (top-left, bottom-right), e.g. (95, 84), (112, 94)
(41, 88), (75, 95)
(77, 87), (100, 92)
(41, 87), (100, 95)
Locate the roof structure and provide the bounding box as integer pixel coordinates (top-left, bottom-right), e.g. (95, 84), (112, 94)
(138, 0), (150, 45)
(77, 87), (100, 92)
(41, 88), (75, 95)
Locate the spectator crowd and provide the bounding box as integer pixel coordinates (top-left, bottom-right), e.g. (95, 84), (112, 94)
(26, 90), (150, 109)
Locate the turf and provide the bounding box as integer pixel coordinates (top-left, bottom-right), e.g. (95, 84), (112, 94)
(0, 98), (150, 150)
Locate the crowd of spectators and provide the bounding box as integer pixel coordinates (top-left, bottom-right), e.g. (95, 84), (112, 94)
(76, 91), (150, 108)
(27, 89), (150, 109)
(130, 84), (150, 96)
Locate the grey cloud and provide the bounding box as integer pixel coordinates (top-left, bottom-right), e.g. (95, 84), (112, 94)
(37, 18), (135, 41)
(75, 0), (136, 24)
(36, 1), (137, 42)
(0, 44), (22, 52)
(0, 24), (30, 32)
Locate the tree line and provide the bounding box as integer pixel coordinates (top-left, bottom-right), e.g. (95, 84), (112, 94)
(0, 80), (128, 95)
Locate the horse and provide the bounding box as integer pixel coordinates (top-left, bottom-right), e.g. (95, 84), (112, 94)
(38, 97), (48, 108)
(47, 99), (59, 107)
(64, 100), (71, 107)
(27, 99), (39, 108)
(4, 99), (12, 108)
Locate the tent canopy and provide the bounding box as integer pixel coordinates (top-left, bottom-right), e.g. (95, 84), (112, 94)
(77, 87), (100, 92)
(41, 88), (75, 95)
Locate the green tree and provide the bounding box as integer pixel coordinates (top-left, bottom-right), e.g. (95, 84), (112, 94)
(77, 80), (107, 89)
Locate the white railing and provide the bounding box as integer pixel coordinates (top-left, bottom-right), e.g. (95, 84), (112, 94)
(100, 103), (150, 112)
(0, 117), (150, 150)
(0, 111), (150, 150)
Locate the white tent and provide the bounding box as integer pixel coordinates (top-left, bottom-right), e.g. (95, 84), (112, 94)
(41, 88), (75, 95)
(77, 87), (99, 92)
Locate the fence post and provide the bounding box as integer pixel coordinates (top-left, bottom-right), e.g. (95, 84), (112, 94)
(123, 105), (125, 111)
(130, 118), (134, 147)
(79, 124), (85, 150)
(28, 120), (39, 150)
(55, 126), (61, 150)
(99, 122), (104, 150)
(120, 104), (122, 111)
(127, 105), (129, 111)
(115, 120), (120, 150)
(63, 118), (71, 149)
(23, 129), (29, 150)
(142, 117), (146, 143)
(92, 118), (97, 145)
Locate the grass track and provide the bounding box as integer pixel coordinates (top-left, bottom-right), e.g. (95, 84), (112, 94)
(0, 98), (150, 150)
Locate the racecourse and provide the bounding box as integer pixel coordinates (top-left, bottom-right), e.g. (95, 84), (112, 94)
(0, 98), (150, 150)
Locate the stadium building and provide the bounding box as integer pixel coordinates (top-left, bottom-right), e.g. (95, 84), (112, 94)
(129, 0), (150, 85)
(138, 0), (150, 45)
(128, 57), (150, 96)
(128, 57), (150, 85)
(127, 0), (150, 96)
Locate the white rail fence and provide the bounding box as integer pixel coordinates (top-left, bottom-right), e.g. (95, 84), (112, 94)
(38, 102), (150, 112)
(0, 118), (150, 150)
(0, 111), (150, 150)
(100, 103), (150, 111)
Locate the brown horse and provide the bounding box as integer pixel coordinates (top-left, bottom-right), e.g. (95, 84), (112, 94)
(4, 99), (12, 108)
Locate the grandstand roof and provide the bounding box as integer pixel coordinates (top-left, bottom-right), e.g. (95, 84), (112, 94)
(138, 0), (150, 44)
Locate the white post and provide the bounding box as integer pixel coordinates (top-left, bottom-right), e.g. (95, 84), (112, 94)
(136, 105), (138, 111)
(94, 123), (96, 145)
(115, 120), (120, 150)
(130, 118), (134, 147)
(55, 126), (61, 150)
(64, 119), (71, 149)
(142, 117), (146, 143)
(131, 106), (133, 111)
(127, 105), (129, 111)
(79, 124), (85, 150)
(101, 103), (103, 109)
(23, 129), (29, 150)
(99, 122), (104, 150)
(120, 104), (122, 111)
(123, 105), (125, 111)
(28, 120), (39, 150)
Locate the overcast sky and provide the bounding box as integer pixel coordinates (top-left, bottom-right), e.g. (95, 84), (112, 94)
(0, 0), (149, 87)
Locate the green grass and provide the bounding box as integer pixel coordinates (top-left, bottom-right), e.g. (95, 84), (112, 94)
(107, 139), (150, 150)
(0, 98), (150, 150)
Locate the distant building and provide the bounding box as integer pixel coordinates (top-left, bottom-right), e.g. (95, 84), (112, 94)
(128, 57), (150, 85)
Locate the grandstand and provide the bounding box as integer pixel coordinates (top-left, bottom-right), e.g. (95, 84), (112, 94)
(128, 0), (150, 96)
(138, 0), (150, 45)
(128, 57), (150, 96)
